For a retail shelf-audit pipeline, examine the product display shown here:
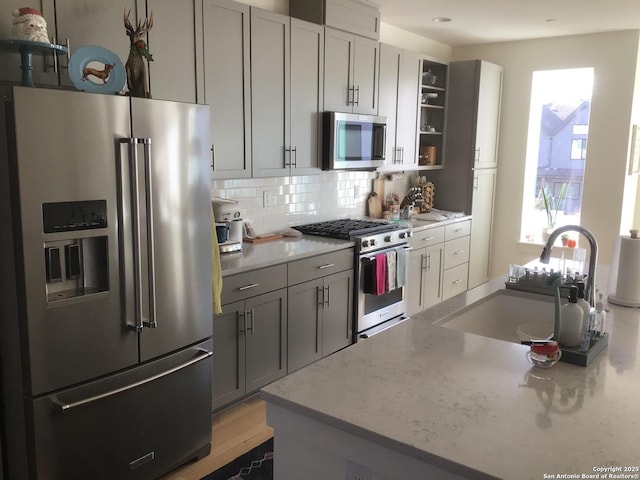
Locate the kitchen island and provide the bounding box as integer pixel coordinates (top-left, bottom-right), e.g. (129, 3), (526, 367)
(261, 276), (640, 480)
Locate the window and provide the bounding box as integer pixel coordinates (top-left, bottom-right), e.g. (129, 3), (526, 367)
(571, 138), (587, 160)
(521, 68), (594, 243)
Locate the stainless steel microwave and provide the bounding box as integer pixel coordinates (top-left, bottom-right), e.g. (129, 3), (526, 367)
(322, 112), (387, 170)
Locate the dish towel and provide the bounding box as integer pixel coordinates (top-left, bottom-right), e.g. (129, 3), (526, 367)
(211, 205), (223, 315)
(375, 253), (387, 295)
(386, 250), (397, 291)
(396, 248), (408, 288)
(362, 257), (376, 294)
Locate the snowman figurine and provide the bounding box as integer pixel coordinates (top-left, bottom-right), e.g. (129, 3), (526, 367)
(11, 7), (50, 43)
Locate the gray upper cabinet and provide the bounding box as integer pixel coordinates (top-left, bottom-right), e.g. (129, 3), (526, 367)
(0, 1), (53, 85)
(324, 27), (378, 114)
(474, 61), (503, 169)
(378, 44), (420, 167)
(250, 9), (290, 178)
(290, 0), (380, 40)
(145, 0), (201, 103)
(52, 0), (138, 88)
(0, 0), (135, 87)
(290, 19), (324, 175)
(204, 0), (252, 179)
(251, 11), (324, 177)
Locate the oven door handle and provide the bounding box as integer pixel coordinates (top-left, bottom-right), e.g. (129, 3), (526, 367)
(360, 244), (410, 260)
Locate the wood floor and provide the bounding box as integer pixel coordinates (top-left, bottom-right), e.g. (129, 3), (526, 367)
(159, 397), (273, 480)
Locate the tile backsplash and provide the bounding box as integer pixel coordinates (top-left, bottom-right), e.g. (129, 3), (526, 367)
(212, 171), (378, 234)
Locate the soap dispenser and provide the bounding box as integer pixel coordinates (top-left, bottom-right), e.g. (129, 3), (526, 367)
(559, 285), (583, 348)
(575, 281), (591, 332)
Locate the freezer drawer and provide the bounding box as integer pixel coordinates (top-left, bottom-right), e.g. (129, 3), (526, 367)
(29, 340), (213, 480)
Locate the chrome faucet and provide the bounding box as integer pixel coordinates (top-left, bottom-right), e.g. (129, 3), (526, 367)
(539, 225), (598, 307)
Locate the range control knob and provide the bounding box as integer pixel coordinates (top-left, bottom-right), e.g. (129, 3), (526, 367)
(384, 235), (392, 242)
(399, 231), (412, 239)
(370, 239), (376, 246)
(362, 240), (369, 248)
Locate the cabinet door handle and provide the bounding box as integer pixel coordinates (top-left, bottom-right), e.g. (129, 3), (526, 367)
(453, 250), (465, 255)
(474, 148), (480, 162)
(284, 146), (291, 167)
(210, 145), (215, 169)
(473, 176), (479, 190)
(422, 236), (435, 242)
(292, 146), (297, 168)
(239, 283), (259, 291)
(354, 86), (360, 106)
(318, 263), (335, 270)
(239, 311), (246, 334)
(317, 286), (324, 307)
(324, 285), (330, 307)
(247, 308), (255, 335)
(426, 253), (431, 270)
(347, 86), (355, 106)
(452, 279), (463, 284)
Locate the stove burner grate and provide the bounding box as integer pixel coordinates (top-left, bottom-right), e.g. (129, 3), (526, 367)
(293, 219), (399, 240)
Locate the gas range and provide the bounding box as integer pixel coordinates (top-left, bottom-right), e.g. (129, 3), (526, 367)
(293, 219), (411, 254)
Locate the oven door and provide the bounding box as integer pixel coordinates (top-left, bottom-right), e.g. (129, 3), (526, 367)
(357, 244), (410, 338)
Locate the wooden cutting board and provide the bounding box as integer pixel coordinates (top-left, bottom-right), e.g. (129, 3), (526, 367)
(367, 192), (383, 219)
(244, 234), (283, 243)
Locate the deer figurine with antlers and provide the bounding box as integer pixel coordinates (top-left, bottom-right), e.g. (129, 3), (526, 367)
(124, 9), (153, 98)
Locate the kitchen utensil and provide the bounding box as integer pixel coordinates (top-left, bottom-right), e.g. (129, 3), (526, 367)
(367, 192), (383, 219)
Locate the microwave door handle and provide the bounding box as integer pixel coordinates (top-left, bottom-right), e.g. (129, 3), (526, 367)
(142, 138), (157, 329)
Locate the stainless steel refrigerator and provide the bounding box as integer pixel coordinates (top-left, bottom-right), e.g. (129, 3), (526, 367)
(0, 86), (213, 479)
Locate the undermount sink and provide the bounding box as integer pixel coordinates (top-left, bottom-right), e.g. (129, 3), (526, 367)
(435, 289), (555, 343)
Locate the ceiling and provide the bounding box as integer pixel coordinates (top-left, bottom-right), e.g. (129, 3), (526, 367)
(377, 0), (640, 46)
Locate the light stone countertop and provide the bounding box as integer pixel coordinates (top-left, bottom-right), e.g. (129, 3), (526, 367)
(219, 236), (355, 277)
(261, 276), (640, 479)
(219, 216), (471, 277)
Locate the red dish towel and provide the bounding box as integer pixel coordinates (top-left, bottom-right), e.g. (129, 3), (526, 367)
(375, 253), (387, 295)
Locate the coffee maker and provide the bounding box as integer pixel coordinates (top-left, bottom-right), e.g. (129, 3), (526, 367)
(212, 197), (243, 254)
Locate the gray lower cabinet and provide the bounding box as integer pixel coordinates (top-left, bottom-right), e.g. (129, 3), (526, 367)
(287, 269), (353, 372)
(287, 249), (354, 373)
(407, 227), (444, 315)
(213, 265), (287, 410)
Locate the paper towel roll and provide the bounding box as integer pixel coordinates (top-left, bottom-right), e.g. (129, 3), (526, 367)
(609, 230), (640, 307)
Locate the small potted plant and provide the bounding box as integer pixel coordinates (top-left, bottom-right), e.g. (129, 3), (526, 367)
(539, 183), (567, 240)
(561, 233), (569, 246)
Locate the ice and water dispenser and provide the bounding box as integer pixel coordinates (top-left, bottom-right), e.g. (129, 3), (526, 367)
(42, 200), (109, 302)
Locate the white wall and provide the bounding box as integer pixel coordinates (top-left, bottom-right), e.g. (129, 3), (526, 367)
(452, 30), (640, 281)
(380, 22), (452, 61)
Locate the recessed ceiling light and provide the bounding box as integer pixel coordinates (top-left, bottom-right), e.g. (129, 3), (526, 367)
(432, 17), (451, 23)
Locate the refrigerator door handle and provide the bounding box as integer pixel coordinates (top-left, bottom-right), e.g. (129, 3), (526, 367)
(120, 137), (145, 332)
(141, 138), (157, 329)
(52, 349), (213, 412)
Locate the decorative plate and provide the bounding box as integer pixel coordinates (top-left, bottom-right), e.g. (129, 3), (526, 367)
(68, 45), (125, 94)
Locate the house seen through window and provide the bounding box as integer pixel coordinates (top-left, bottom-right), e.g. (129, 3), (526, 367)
(521, 68), (594, 243)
